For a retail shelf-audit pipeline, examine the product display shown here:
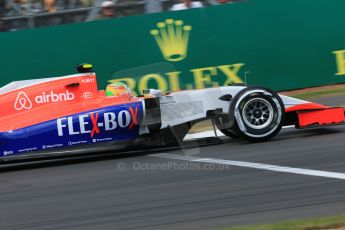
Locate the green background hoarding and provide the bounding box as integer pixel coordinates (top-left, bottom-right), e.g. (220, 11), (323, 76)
(1, 0), (345, 94)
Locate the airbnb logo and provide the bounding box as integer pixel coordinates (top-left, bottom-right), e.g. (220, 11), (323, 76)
(14, 92), (33, 111)
(14, 90), (75, 111)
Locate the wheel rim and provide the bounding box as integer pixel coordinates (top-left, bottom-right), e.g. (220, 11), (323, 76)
(242, 98), (274, 129)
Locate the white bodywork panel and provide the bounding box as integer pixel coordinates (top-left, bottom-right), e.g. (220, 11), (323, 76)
(159, 87), (242, 128)
(148, 86), (310, 130)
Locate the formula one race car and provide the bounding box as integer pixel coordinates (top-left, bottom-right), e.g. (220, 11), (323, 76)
(0, 64), (344, 162)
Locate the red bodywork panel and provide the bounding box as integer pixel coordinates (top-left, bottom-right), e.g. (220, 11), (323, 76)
(0, 74), (141, 132)
(285, 103), (330, 113)
(285, 103), (345, 128)
(297, 108), (345, 127)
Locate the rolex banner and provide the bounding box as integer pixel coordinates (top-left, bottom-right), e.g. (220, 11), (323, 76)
(1, 0), (345, 94)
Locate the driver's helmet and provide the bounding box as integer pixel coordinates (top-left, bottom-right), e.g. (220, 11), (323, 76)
(105, 82), (132, 97)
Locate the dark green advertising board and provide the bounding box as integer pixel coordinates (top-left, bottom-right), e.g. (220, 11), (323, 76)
(1, 0), (345, 94)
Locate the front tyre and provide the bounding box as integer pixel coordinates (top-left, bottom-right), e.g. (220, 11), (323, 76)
(230, 87), (285, 142)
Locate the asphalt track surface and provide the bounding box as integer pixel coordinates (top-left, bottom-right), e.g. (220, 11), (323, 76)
(1, 96), (345, 230)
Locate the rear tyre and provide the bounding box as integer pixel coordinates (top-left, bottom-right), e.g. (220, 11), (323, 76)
(230, 87), (285, 142)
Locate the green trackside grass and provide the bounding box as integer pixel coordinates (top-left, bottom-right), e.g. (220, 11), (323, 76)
(223, 214), (345, 230)
(280, 85), (345, 100)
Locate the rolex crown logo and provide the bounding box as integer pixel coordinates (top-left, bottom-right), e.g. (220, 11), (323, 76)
(150, 19), (192, 62)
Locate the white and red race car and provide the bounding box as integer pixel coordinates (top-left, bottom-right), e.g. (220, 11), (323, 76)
(0, 64), (344, 161)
